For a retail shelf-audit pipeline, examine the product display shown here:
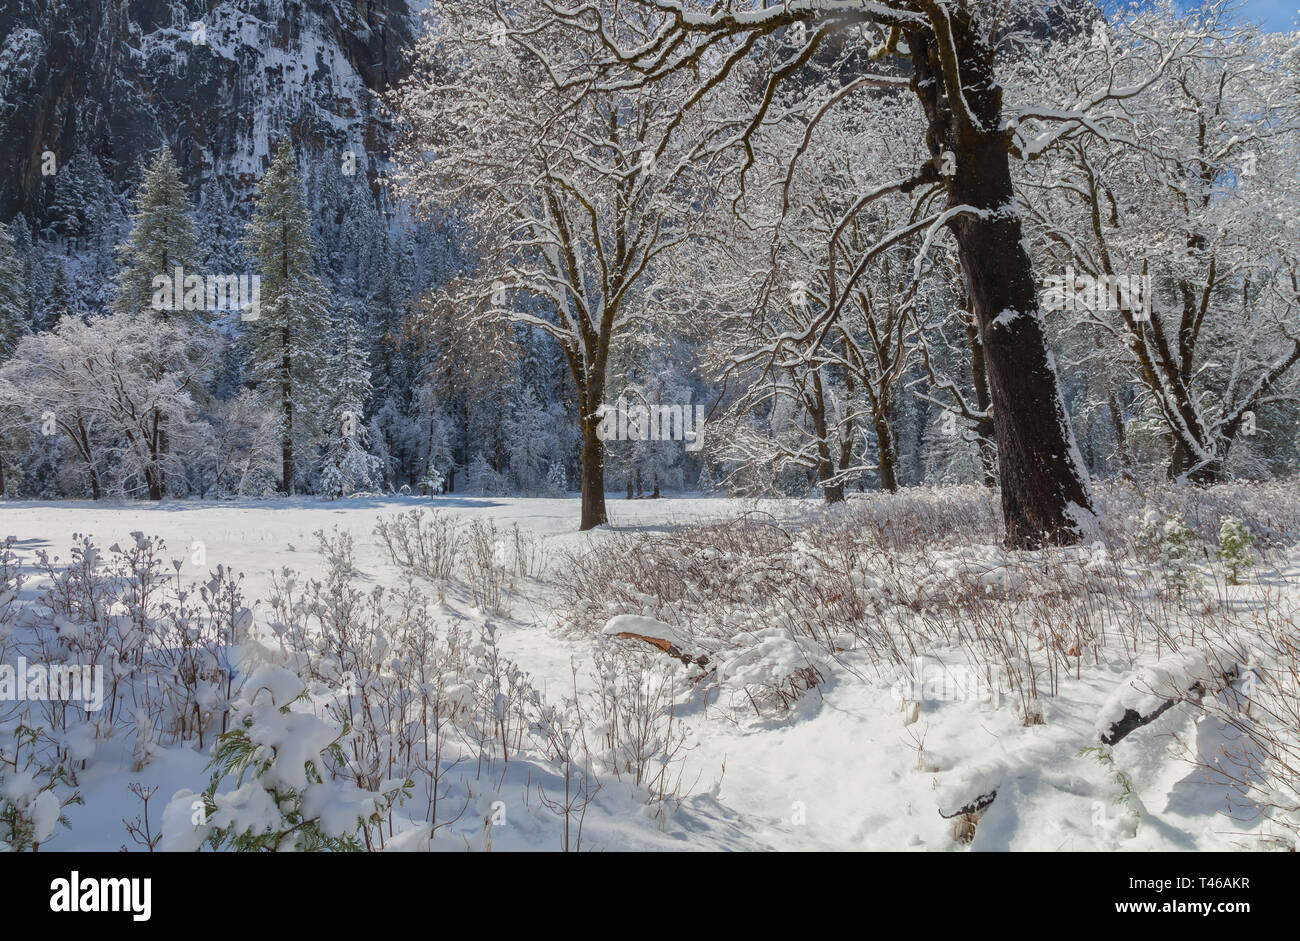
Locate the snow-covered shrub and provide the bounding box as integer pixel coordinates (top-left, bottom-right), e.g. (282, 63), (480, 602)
(463, 622), (536, 767)
(463, 520), (508, 614)
(5, 527), (703, 851)
(195, 640), (409, 852)
(505, 523), (547, 580)
(22, 534), (147, 765)
(148, 563), (252, 748)
(1193, 612), (1300, 850)
(0, 537), (21, 659)
(261, 529), (501, 841)
(25, 534), (251, 756)
(582, 641), (693, 798)
(374, 509), (461, 586)
(1109, 481), (1300, 550)
(1218, 516), (1254, 585)
(529, 690), (599, 851)
(717, 628), (828, 713)
(0, 733), (80, 852)
(1134, 508), (1164, 564)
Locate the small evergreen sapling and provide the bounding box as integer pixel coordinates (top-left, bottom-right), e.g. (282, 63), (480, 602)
(1136, 510), (1202, 597)
(544, 460), (567, 497)
(1218, 516), (1254, 585)
(1158, 514), (1200, 597)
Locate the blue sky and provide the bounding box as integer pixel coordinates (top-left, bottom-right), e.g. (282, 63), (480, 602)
(1235, 0), (1298, 30)
(1108, 1), (1299, 30)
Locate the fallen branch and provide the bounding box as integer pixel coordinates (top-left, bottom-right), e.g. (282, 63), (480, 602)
(608, 630), (712, 669)
(937, 790), (998, 819)
(1098, 664), (1240, 747)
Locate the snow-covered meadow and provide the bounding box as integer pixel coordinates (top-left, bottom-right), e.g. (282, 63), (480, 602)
(2, 483), (1298, 852)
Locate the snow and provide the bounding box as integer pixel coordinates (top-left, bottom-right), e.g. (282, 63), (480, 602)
(2, 492), (1298, 851)
(601, 614), (691, 649)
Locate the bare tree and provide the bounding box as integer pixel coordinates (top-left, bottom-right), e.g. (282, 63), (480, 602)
(1016, 6), (1300, 482)
(519, 0), (1155, 545)
(393, 4), (713, 529)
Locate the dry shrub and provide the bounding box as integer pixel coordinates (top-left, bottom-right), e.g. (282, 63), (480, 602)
(555, 482), (1300, 723)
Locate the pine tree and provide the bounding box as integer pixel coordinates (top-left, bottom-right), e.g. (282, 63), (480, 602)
(1159, 514), (1200, 598)
(111, 147), (203, 499)
(45, 262), (73, 332)
(319, 311), (381, 498)
(504, 386), (554, 493)
(7, 217), (44, 331)
(46, 144), (93, 247)
(0, 222), (26, 358)
(113, 147), (198, 321)
(0, 222), (27, 499)
(197, 176), (242, 278)
(1218, 516), (1254, 585)
(245, 140), (331, 495)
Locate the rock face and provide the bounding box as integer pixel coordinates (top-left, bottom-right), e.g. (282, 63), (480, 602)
(0, 0), (420, 221)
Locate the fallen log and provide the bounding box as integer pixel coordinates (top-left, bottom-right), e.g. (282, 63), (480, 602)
(607, 630), (711, 668)
(601, 614), (711, 668)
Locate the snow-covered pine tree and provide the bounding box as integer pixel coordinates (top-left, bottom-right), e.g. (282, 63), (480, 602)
(113, 147), (198, 321)
(0, 222), (26, 358)
(45, 262), (73, 333)
(504, 386), (555, 494)
(111, 146), (207, 498)
(319, 311), (382, 498)
(244, 140), (331, 495)
(197, 176), (244, 283)
(1218, 516), (1255, 585)
(6, 217), (42, 331)
(0, 222), (28, 498)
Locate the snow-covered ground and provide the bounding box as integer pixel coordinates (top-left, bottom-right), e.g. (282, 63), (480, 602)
(2, 491), (1298, 851)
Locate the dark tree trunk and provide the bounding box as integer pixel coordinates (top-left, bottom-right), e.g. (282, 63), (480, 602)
(579, 418), (607, 529)
(145, 447), (163, 500)
(874, 416), (899, 492)
(148, 410), (165, 501)
(810, 371), (845, 504)
(815, 427), (845, 503)
(964, 313), (998, 488)
(1106, 390), (1132, 478)
(1169, 438), (1221, 483)
(908, 12), (1095, 547)
(76, 421), (101, 500)
(156, 415), (169, 498)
